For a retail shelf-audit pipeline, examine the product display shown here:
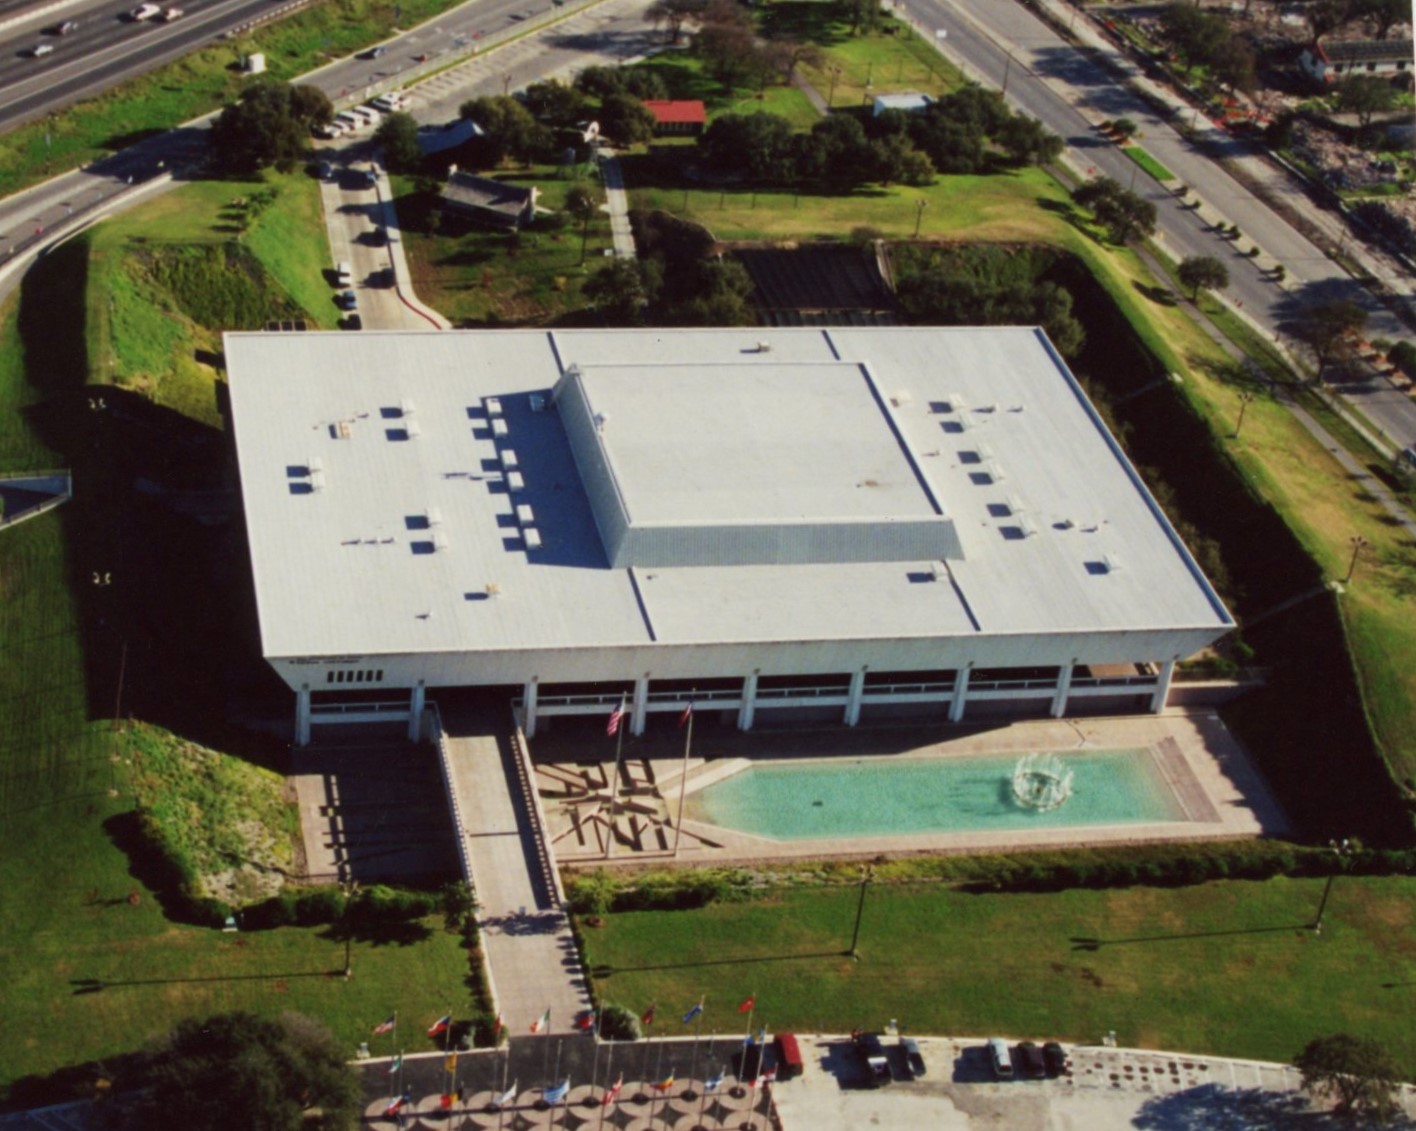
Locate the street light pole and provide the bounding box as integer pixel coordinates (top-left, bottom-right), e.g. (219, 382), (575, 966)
(1233, 392), (1254, 439)
(847, 865), (874, 959)
(1311, 838), (1354, 934)
(1344, 536), (1368, 585)
(913, 198), (927, 239)
(1002, 50), (1014, 96)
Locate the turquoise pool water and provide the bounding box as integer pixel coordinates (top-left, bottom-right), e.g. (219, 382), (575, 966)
(688, 750), (1185, 840)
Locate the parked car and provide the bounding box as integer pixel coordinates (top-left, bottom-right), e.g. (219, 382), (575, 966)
(161, 7), (183, 19)
(1043, 1041), (1067, 1078)
(362, 45), (387, 59)
(859, 1033), (891, 1088)
(317, 161), (334, 181)
(1016, 1041), (1047, 1080)
(901, 1037), (926, 1077)
(343, 312), (362, 331)
(129, 4), (161, 20)
(367, 225), (387, 245)
(49, 19), (79, 34)
(29, 42), (54, 57)
(336, 290), (358, 310)
(987, 1038), (1012, 1080)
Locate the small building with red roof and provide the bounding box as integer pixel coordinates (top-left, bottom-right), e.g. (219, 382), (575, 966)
(643, 100), (708, 137)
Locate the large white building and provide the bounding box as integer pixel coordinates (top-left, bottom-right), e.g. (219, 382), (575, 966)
(225, 327), (1233, 744)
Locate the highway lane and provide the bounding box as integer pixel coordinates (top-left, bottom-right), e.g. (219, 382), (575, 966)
(909, 0), (1416, 450)
(0, 0), (279, 133)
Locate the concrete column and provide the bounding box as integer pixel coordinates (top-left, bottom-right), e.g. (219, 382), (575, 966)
(631, 673), (650, 737)
(295, 685), (311, 747)
(523, 678), (539, 739)
(948, 666), (970, 724)
(1050, 662), (1075, 719)
(1150, 659), (1176, 714)
(408, 681), (426, 742)
(738, 671), (759, 731)
(845, 667), (867, 727)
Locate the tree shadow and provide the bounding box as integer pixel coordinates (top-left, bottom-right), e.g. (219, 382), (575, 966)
(1132, 1082), (1365, 1129)
(321, 916), (433, 948)
(101, 127), (167, 150)
(1134, 280), (1177, 306)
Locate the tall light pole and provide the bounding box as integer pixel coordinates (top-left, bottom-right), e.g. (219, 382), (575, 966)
(1233, 392), (1254, 439)
(827, 66), (841, 108)
(1311, 838), (1355, 934)
(913, 198), (927, 239)
(1002, 50), (1014, 95)
(1344, 535), (1368, 585)
(847, 865), (875, 959)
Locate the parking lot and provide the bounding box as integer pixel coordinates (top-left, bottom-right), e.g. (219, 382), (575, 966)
(768, 1033), (1416, 1130)
(316, 149), (435, 331)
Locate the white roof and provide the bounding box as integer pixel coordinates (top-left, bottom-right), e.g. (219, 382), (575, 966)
(225, 327), (1231, 661)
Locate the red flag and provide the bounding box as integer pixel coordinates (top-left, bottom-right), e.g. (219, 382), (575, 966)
(641, 1003), (656, 1027)
(737, 995), (755, 1014)
(602, 1074), (623, 1106)
(440, 1094), (454, 1110)
(678, 702), (693, 728)
(607, 699), (625, 736)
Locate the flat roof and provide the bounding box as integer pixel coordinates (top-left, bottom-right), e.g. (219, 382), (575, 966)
(225, 328), (1232, 660)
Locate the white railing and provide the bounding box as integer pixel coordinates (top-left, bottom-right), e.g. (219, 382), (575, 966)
(310, 699), (409, 717)
(509, 718), (564, 907)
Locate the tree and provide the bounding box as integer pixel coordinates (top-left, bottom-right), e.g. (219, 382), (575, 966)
(1212, 38), (1257, 94)
(1072, 177), (1157, 244)
(584, 259), (651, 322)
(1177, 255), (1229, 300)
(838, 0), (882, 34)
(374, 111), (423, 173)
(699, 111), (797, 182)
(1159, 2), (1229, 68)
(459, 96), (550, 167)
(871, 133), (935, 186)
(209, 82), (330, 174)
(598, 93), (657, 146)
(1291, 298), (1368, 378)
(997, 115), (1064, 166)
(645, 0), (706, 43)
(121, 1012), (360, 1131)
(441, 879), (476, 931)
(1111, 116), (1139, 141)
(695, 22), (768, 88)
(1335, 74), (1399, 127)
(522, 79), (589, 126)
(1295, 1034), (1401, 1121)
(763, 39), (822, 84)
(1359, 0), (1407, 38)
(598, 1003), (642, 1041)
(564, 182), (598, 263)
(1304, 0), (1357, 39)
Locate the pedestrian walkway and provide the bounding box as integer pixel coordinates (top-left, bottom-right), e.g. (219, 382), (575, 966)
(597, 146), (637, 259)
(435, 704), (590, 1036)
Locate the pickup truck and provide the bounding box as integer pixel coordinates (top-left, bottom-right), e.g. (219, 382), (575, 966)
(129, 4), (161, 19)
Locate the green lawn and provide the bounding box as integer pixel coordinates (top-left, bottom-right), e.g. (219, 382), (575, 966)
(1124, 145), (1175, 182)
(84, 171), (333, 424)
(396, 171), (614, 326)
(582, 877), (1416, 1065)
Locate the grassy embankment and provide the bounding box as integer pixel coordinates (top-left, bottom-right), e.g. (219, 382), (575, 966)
(0, 0), (462, 199)
(0, 180), (467, 1097)
(581, 876), (1416, 1066)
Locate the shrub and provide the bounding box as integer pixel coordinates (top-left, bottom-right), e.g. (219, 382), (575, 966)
(599, 1003), (642, 1041)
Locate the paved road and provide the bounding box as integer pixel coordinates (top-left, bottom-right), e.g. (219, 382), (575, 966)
(910, 0), (1416, 453)
(0, 0), (280, 134)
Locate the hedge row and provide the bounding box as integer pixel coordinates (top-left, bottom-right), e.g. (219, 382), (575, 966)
(565, 841), (1416, 913)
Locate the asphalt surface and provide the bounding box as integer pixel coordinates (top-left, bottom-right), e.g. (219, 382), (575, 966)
(0, 0), (279, 133)
(908, 0), (1416, 452)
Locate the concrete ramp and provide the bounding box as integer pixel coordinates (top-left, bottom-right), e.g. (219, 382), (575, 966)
(434, 702), (590, 1035)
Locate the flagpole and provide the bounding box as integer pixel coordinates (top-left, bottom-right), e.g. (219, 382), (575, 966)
(606, 693), (626, 859)
(672, 699), (694, 857)
(548, 1039), (562, 1129)
(542, 1015), (553, 1086)
(497, 1045), (510, 1131)
(745, 994), (756, 1047)
(597, 1043), (615, 1131)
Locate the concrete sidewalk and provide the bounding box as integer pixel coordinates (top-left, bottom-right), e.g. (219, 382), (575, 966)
(439, 708), (590, 1036)
(597, 146), (638, 260)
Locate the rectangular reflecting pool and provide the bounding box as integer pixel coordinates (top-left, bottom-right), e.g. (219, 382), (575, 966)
(686, 749), (1187, 841)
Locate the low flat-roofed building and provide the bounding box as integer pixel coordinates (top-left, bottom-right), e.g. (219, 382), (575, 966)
(872, 92), (934, 116)
(224, 327), (1233, 744)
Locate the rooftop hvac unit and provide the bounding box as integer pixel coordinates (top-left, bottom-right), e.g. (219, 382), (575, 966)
(524, 528), (543, 550)
(529, 392), (547, 413)
(485, 397), (503, 417)
(1103, 553), (1123, 573)
(406, 419), (422, 439)
(432, 530), (448, 552)
(427, 506), (443, 526)
(492, 419), (509, 438)
(400, 398), (417, 417)
(310, 469), (326, 491)
(500, 449), (519, 471)
(516, 503), (535, 527)
(507, 472), (525, 493)
(989, 462), (1006, 482)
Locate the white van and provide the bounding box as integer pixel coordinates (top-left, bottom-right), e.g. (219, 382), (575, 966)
(335, 261), (352, 286)
(351, 105), (382, 127)
(988, 1038), (1013, 1080)
(333, 111), (362, 132)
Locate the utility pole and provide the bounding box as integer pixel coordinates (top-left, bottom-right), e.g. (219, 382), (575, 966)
(1233, 392), (1254, 439)
(1344, 536), (1368, 585)
(847, 865), (874, 959)
(1311, 838), (1355, 934)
